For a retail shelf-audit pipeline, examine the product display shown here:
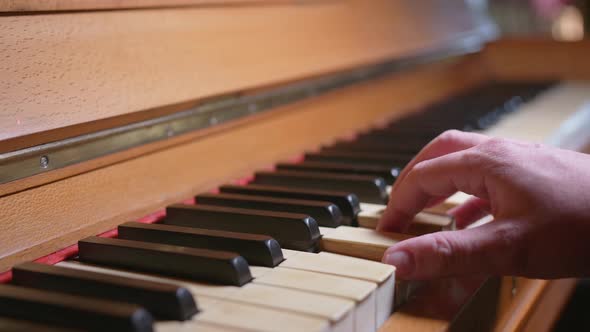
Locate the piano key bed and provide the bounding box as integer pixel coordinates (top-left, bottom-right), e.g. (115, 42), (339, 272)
(1, 81), (588, 332)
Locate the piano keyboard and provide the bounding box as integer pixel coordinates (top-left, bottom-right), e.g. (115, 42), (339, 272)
(2, 81), (585, 332)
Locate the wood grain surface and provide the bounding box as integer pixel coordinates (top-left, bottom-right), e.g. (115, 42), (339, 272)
(0, 0), (296, 12)
(0, 0), (483, 153)
(483, 39), (590, 81)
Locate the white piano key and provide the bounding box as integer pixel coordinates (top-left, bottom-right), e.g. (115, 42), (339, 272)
(358, 202), (454, 233)
(281, 250), (395, 326)
(156, 320), (245, 332)
(251, 266), (377, 332)
(195, 296), (331, 332)
(424, 191), (473, 214)
(57, 261), (352, 331)
(319, 226), (411, 262)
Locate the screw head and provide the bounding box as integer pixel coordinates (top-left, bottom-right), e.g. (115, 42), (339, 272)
(40, 155), (50, 169)
(166, 127), (174, 137)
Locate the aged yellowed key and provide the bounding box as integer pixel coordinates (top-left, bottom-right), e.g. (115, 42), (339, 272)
(58, 260), (381, 332)
(358, 202), (454, 234)
(280, 249), (395, 327)
(319, 226), (410, 262)
(317, 224), (424, 308)
(58, 261), (339, 332)
(251, 266), (377, 332)
(422, 192), (473, 215)
(156, 319), (246, 332)
(175, 296), (331, 332)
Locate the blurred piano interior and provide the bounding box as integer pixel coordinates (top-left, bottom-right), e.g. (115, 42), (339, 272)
(1, 1), (590, 331)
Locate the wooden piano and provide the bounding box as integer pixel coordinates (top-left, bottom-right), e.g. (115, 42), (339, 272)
(1, 1), (589, 331)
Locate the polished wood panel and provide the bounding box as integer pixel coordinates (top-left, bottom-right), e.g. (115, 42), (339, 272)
(0, 0), (482, 153)
(520, 279), (576, 332)
(493, 279), (575, 332)
(483, 39), (590, 81)
(0, 0), (292, 12)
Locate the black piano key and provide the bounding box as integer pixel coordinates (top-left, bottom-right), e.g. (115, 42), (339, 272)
(306, 150), (412, 167)
(351, 131), (434, 143)
(0, 317), (81, 332)
(351, 139), (431, 151)
(328, 140), (423, 154)
(252, 170), (388, 204)
(364, 126), (444, 138)
(118, 222), (284, 267)
(12, 262), (198, 321)
(196, 192), (342, 228)
(164, 204), (321, 252)
(276, 161), (400, 183)
(0, 284), (153, 332)
(357, 130), (439, 142)
(78, 236), (252, 286)
(218, 184), (360, 226)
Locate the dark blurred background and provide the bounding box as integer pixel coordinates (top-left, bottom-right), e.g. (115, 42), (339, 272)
(477, 0), (588, 39)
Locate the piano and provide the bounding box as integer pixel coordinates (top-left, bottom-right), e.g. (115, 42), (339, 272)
(1, 1), (589, 331)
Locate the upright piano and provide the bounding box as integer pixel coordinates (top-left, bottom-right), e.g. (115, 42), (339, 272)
(1, 1), (590, 331)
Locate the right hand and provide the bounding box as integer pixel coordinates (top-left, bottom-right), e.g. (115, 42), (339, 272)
(378, 130), (590, 280)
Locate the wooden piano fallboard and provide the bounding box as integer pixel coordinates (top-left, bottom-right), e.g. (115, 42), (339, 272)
(1, 1), (590, 331)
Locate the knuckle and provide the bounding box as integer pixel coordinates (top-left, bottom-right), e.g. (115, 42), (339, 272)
(407, 159), (431, 180)
(436, 129), (465, 145)
(430, 233), (459, 274)
(477, 137), (512, 158)
(473, 138), (515, 175)
(410, 160), (429, 174)
(460, 149), (488, 167)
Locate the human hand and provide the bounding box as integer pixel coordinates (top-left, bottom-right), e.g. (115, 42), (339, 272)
(378, 130), (590, 280)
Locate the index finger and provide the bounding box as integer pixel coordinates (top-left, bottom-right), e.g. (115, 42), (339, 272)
(392, 130), (489, 195)
(380, 131), (490, 232)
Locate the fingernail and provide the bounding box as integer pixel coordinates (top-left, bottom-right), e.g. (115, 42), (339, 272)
(383, 251), (414, 277)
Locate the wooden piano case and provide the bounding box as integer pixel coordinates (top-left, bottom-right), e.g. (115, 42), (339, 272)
(1, 1), (589, 331)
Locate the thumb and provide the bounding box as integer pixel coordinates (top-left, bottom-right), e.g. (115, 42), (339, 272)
(382, 220), (528, 279)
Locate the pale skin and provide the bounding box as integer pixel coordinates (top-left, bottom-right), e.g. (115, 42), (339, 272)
(378, 130), (590, 280)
